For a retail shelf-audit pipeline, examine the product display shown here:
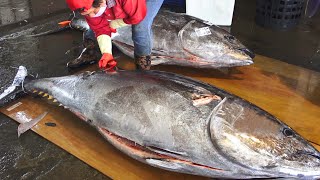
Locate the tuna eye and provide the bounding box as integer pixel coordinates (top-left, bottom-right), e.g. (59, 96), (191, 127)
(282, 128), (295, 137)
(224, 35), (235, 41)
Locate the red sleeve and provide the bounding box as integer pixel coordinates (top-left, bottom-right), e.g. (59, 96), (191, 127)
(84, 8), (115, 37)
(113, 0), (147, 25)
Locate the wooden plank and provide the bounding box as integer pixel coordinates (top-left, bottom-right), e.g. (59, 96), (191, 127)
(1, 54), (319, 179)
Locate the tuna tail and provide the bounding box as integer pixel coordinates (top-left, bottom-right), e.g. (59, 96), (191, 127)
(27, 26), (71, 37)
(27, 13), (75, 37)
(0, 66), (34, 107)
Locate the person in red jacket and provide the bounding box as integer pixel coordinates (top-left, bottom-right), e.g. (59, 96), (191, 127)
(66, 0), (146, 71)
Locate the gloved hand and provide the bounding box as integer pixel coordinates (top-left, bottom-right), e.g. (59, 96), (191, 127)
(96, 35), (116, 72)
(98, 53), (117, 71)
(110, 19), (128, 29)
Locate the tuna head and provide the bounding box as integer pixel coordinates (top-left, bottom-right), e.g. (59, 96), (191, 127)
(210, 98), (320, 178)
(179, 19), (254, 68)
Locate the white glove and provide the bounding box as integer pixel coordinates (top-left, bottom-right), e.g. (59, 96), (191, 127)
(97, 35), (112, 54)
(110, 19), (128, 29)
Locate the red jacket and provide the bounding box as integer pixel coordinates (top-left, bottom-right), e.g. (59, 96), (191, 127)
(85, 0), (146, 37)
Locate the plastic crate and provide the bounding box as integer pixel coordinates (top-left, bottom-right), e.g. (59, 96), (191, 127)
(163, 0), (186, 8)
(255, 0), (305, 30)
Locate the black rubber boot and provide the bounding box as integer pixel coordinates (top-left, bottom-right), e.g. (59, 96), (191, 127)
(67, 38), (100, 68)
(134, 55), (151, 70)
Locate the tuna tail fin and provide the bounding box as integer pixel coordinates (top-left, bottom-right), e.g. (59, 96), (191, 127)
(27, 13), (75, 37)
(0, 66), (34, 107)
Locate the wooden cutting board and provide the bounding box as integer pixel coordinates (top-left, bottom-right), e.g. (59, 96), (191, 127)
(1, 54), (319, 179)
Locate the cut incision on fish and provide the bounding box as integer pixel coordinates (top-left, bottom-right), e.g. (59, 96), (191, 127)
(192, 93), (221, 106)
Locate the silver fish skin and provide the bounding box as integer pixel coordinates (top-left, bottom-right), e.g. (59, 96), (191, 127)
(24, 70), (320, 179)
(70, 10), (254, 68)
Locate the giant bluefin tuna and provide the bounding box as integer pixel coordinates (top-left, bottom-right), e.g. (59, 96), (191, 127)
(66, 10), (254, 68)
(1, 66), (319, 179)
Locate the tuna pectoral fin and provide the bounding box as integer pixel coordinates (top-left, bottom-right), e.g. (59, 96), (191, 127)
(146, 146), (188, 157)
(146, 158), (184, 170)
(17, 111), (48, 137)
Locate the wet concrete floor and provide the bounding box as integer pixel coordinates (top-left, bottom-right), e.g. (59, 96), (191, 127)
(0, 0), (319, 179)
(231, 0), (320, 72)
